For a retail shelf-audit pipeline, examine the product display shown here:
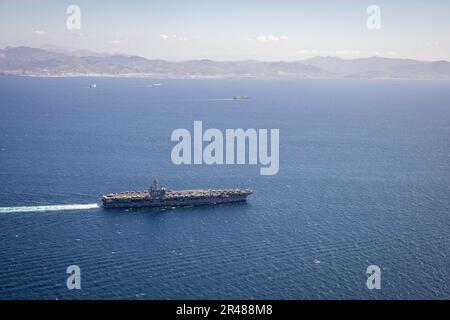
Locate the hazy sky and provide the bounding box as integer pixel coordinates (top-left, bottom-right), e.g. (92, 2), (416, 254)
(0, 0), (449, 61)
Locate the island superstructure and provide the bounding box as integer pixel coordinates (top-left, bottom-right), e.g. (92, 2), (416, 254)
(102, 180), (252, 209)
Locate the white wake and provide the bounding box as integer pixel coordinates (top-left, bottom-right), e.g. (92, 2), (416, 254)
(0, 203), (100, 213)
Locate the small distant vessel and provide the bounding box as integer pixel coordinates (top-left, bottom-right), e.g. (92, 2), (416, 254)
(89, 83), (97, 88)
(102, 179), (252, 209)
(233, 96), (250, 100)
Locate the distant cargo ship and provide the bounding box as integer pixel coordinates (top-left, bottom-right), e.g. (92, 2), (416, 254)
(102, 180), (252, 209)
(233, 96), (250, 100)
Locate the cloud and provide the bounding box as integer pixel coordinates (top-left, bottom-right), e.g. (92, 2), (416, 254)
(172, 34), (188, 41)
(296, 49), (329, 55)
(296, 49), (400, 58)
(386, 51), (398, 56)
(297, 49), (362, 55)
(108, 39), (122, 45)
(249, 35), (288, 43)
(34, 30), (47, 36)
(416, 41), (440, 47)
(335, 50), (361, 55)
(160, 34), (188, 41)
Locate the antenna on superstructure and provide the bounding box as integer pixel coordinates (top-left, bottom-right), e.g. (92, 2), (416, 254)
(153, 179), (160, 190)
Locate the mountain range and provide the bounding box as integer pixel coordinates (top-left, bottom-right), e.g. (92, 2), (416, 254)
(1, 46), (450, 80)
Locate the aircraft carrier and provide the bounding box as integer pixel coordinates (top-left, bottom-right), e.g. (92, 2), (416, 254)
(102, 180), (252, 209)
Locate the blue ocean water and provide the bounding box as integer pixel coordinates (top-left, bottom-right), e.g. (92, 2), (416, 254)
(0, 76), (449, 299)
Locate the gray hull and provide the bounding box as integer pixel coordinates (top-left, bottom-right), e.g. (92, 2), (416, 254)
(102, 194), (249, 209)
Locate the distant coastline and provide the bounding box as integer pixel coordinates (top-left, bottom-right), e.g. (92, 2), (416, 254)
(2, 46), (450, 80)
(3, 74), (450, 82)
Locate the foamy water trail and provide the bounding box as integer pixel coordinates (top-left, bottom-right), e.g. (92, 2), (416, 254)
(0, 203), (100, 213)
